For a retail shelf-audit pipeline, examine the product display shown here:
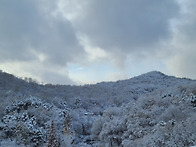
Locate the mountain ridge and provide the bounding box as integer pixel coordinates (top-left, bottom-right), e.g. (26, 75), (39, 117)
(0, 70), (194, 88)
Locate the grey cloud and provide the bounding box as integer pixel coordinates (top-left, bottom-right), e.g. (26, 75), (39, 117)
(76, 0), (180, 53)
(1, 0), (190, 84)
(40, 69), (75, 85)
(167, 50), (196, 79)
(0, 0), (84, 65)
(166, 0), (196, 79)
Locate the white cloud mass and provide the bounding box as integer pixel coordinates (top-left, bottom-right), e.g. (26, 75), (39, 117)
(0, 0), (195, 84)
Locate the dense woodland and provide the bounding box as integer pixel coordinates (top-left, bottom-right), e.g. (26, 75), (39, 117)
(0, 70), (196, 147)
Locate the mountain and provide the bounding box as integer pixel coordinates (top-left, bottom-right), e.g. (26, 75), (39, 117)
(0, 70), (196, 146)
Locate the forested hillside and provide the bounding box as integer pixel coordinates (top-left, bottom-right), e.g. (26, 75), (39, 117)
(0, 70), (196, 147)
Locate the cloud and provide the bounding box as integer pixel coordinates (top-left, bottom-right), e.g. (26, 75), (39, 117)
(0, 0), (85, 65)
(74, 0), (180, 62)
(0, 0), (87, 84)
(1, 0), (195, 84)
(0, 61), (75, 85)
(165, 0), (196, 79)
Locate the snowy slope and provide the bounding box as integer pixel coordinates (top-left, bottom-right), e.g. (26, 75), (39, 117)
(0, 70), (196, 146)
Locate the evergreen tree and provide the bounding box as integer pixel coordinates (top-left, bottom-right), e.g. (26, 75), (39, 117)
(47, 120), (60, 147)
(63, 114), (72, 135)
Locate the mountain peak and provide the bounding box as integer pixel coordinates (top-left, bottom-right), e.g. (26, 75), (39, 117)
(142, 70), (165, 76)
(134, 71), (167, 80)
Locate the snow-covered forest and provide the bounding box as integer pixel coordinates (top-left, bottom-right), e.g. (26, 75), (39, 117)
(0, 70), (196, 147)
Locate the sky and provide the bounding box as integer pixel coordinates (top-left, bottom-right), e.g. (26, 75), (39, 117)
(0, 0), (196, 85)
